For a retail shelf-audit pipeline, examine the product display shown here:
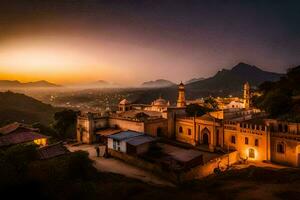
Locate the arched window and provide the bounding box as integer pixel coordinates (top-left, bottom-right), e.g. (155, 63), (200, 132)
(277, 142), (285, 154)
(179, 126), (183, 133)
(245, 137), (248, 145)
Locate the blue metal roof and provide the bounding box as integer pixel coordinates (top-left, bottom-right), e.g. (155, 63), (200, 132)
(107, 130), (142, 141)
(125, 135), (156, 146)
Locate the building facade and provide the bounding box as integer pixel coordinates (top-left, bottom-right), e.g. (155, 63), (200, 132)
(76, 82), (300, 167)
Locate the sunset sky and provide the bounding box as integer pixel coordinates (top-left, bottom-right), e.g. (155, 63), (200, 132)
(0, 0), (299, 85)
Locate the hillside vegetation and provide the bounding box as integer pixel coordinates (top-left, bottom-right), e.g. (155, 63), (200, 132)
(254, 65), (300, 121)
(0, 91), (60, 126)
(186, 62), (283, 96)
(135, 63), (283, 103)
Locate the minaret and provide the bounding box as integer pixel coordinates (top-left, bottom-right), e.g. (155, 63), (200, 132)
(177, 82), (186, 107)
(243, 82), (250, 109)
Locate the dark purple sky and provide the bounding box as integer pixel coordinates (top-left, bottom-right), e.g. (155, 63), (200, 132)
(0, 0), (299, 84)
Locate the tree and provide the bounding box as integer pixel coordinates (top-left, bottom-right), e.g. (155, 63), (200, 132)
(32, 122), (58, 139)
(258, 89), (292, 117)
(204, 97), (218, 110)
(254, 65), (300, 121)
(53, 109), (78, 139)
(186, 104), (211, 117)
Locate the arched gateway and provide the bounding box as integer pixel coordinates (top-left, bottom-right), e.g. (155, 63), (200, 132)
(201, 128), (210, 145)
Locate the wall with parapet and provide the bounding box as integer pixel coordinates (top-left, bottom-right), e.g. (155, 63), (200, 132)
(108, 149), (239, 183)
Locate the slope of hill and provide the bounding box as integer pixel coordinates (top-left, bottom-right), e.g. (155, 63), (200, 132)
(135, 63), (284, 103)
(0, 80), (60, 88)
(141, 79), (175, 88)
(185, 77), (205, 84)
(0, 91), (60, 126)
(67, 80), (121, 88)
(186, 63), (284, 96)
(254, 65), (300, 121)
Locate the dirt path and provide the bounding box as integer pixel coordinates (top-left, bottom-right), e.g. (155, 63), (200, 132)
(66, 144), (175, 187)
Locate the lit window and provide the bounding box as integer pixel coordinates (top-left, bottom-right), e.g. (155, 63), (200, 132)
(255, 139), (259, 146)
(231, 136), (236, 144)
(249, 148), (255, 158)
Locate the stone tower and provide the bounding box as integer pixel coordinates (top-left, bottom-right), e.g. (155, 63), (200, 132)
(177, 82), (186, 107)
(243, 82), (250, 109)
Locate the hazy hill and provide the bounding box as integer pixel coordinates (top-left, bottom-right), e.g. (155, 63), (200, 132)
(186, 63), (283, 96)
(141, 79), (175, 88)
(185, 77), (205, 84)
(0, 91), (60, 126)
(135, 63), (284, 103)
(68, 80), (120, 88)
(0, 80), (60, 88)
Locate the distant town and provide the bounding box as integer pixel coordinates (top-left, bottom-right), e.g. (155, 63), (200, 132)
(1, 1), (300, 199)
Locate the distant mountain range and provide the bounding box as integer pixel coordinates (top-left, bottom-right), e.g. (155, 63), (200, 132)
(135, 62), (285, 104)
(185, 77), (205, 84)
(185, 62), (284, 95)
(0, 80), (60, 88)
(68, 80), (120, 88)
(141, 79), (176, 88)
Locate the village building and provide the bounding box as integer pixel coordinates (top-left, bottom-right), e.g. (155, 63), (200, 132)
(107, 130), (156, 155)
(76, 81), (300, 168)
(77, 109), (168, 143)
(144, 96), (170, 112)
(0, 122), (48, 147)
(0, 122), (69, 160)
(37, 142), (69, 160)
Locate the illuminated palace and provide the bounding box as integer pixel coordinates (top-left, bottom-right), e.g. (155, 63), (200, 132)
(77, 82), (300, 167)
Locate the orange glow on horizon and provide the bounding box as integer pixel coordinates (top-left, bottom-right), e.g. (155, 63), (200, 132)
(0, 36), (138, 85)
(0, 34), (201, 85)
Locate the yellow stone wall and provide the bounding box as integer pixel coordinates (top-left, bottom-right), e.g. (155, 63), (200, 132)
(175, 118), (195, 145)
(224, 122), (270, 161)
(270, 136), (300, 167)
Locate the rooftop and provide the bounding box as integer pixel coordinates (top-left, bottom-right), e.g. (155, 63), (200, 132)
(108, 130), (142, 141)
(158, 143), (220, 163)
(38, 142), (69, 159)
(0, 122), (38, 135)
(119, 99), (130, 105)
(114, 110), (163, 120)
(0, 131), (48, 147)
(125, 135), (156, 146)
(95, 128), (122, 136)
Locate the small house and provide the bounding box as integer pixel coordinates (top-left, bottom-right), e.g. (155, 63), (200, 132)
(107, 130), (156, 155)
(0, 122), (48, 148)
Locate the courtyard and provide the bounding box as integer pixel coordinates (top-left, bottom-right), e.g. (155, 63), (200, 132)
(66, 144), (175, 187)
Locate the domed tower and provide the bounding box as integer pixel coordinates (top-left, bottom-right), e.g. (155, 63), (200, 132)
(243, 82), (250, 109)
(118, 99), (132, 112)
(177, 82), (186, 108)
